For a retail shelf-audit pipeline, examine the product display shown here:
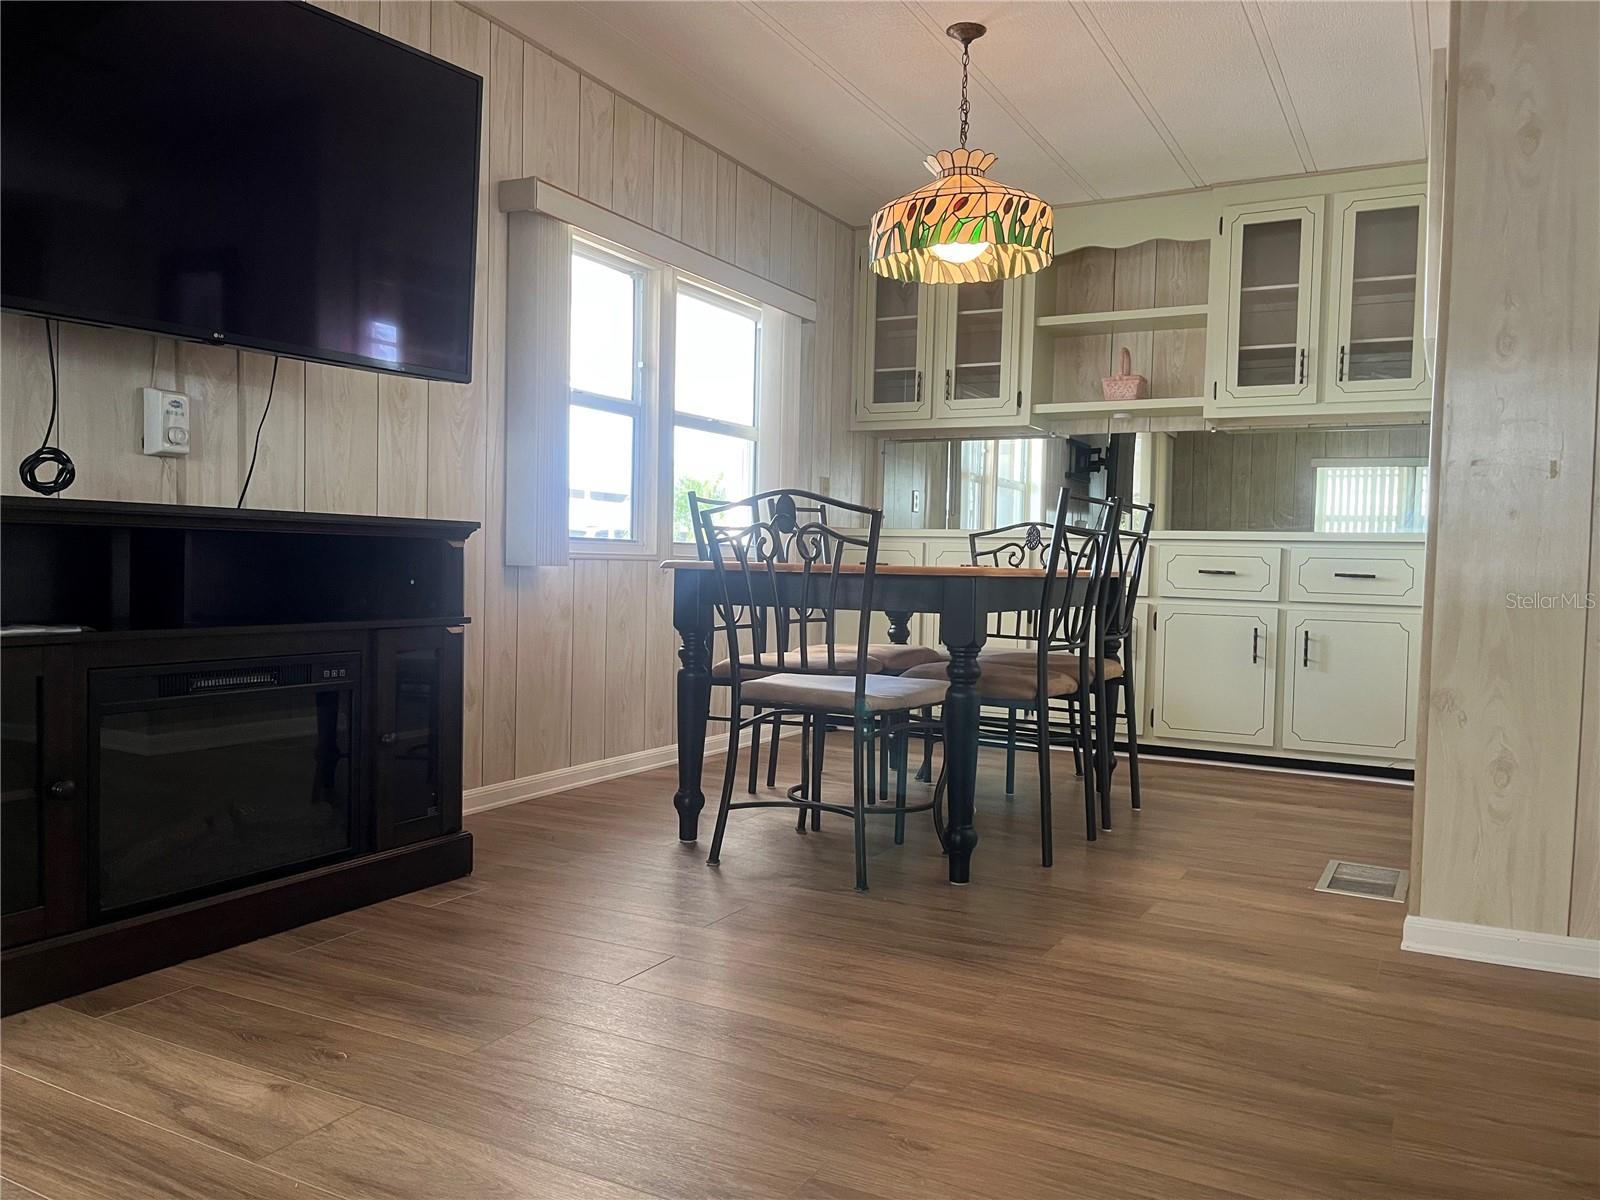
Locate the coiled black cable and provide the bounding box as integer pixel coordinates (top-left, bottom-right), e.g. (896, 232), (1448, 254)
(18, 318), (76, 496)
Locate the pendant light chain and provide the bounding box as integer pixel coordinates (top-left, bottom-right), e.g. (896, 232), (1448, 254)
(958, 39), (971, 149)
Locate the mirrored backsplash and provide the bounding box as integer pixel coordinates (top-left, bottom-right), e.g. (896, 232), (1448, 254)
(879, 423), (1429, 535)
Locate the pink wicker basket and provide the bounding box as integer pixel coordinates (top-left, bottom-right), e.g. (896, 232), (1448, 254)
(1102, 347), (1149, 402)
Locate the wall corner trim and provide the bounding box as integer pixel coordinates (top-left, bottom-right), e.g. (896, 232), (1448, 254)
(1401, 916), (1600, 979)
(464, 735), (732, 816)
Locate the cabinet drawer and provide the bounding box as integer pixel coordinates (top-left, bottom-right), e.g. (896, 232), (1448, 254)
(1287, 547), (1424, 605)
(1154, 545), (1281, 601)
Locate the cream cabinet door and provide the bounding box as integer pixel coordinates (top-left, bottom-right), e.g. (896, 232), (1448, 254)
(1323, 187), (1429, 404)
(1282, 608), (1421, 758)
(1148, 604), (1276, 746)
(1215, 197), (1324, 408)
(855, 270), (936, 425)
(930, 278), (1027, 422)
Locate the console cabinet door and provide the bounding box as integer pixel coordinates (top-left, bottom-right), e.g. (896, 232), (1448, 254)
(1216, 197), (1324, 408)
(1148, 604), (1276, 747)
(1, 645), (84, 946)
(931, 278), (1026, 421)
(372, 627), (463, 849)
(1282, 608), (1422, 758)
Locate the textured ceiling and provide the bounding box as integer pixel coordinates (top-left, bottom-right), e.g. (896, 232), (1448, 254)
(487, 1), (1448, 225)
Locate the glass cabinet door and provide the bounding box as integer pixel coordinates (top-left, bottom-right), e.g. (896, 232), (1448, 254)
(862, 275), (933, 419)
(1219, 198), (1323, 406)
(1, 645), (82, 946)
(372, 627), (462, 849)
(1326, 189), (1428, 401)
(937, 278), (1023, 417)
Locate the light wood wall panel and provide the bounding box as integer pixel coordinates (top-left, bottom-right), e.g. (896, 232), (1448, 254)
(577, 77), (614, 209)
(0, 0), (868, 793)
(1416, 0), (1600, 936)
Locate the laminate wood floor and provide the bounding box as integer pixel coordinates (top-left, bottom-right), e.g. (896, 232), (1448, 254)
(4, 748), (1597, 1199)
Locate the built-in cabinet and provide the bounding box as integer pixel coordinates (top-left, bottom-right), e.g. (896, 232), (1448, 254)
(853, 165), (1432, 433)
(855, 270), (1028, 429)
(874, 529), (1423, 769)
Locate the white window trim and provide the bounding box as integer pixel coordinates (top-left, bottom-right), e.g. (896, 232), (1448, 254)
(565, 229), (765, 561)
(568, 233), (662, 559)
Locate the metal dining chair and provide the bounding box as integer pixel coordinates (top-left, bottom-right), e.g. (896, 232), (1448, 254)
(697, 489), (945, 890)
(903, 492), (1117, 863)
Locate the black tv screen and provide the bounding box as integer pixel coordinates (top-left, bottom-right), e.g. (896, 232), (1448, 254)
(1, 2), (481, 382)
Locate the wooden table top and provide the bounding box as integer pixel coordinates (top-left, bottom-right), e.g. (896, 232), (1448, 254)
(661, 559), (1112, 578)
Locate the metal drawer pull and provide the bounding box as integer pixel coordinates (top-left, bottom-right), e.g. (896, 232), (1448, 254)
(1302, 630), (1311, 668)
(1196, 568), (1238, 576)
(1298, 348), (1307, 384)
(1332, 571), (1377, 579)
(1251, 627), (1259, 665)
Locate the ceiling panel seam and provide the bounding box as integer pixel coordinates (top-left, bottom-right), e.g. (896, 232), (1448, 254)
(743, 1), (932, 161)
(569, 0), (874, 223)
(1069, 1), (1206, 188)
(904, 2), (1100, 201)
(1241, 1), (1316, 173)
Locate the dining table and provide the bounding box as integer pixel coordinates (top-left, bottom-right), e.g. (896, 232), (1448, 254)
(662, 559), (1115, 884)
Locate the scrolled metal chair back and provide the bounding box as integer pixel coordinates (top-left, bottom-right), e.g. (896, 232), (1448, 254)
(695, 489), (884, 706)
(1101, 498), (1154, 651)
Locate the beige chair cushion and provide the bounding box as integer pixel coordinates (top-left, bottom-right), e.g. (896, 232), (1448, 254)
(901, 658), (1085, 704)
(977, 647), (1124, 682)
(741, 672), (949, 713)
(866, 642), (947, 674)
(714, 645), (883, 679)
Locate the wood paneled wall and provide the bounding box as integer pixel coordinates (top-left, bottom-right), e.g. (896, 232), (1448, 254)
(1164, 424), (1429, 532)
(0, 0), (870, 791)
(1415, 0), (1599, 939)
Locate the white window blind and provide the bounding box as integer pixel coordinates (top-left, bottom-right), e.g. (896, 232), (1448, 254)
(1313, 459), (1428, 533)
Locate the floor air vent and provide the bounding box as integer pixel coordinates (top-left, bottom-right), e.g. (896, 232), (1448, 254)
(1314, 860), (1409, 904)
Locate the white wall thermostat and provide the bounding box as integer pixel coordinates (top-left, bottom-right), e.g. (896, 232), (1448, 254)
(141, 388), (191, 456)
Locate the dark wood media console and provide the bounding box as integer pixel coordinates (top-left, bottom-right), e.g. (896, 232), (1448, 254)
(0, 497), (477, 1013)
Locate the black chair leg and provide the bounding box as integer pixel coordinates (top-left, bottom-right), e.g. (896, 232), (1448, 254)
(796, 715), (811, 833)
(1037, 702), (1054, 867)
(917, 706), (934, 782)
(852, 718), (869, 891)
(893, 718), (908, 845)
(708, 711), (744, 866)
(1076, 696), (1097, 842)
(1122, 677), (1142, 811)
(747, 707), (763, 795)
(811, 715), (827, 831)
(876, 715), (890, 806)
(766, 713), (782, 789)
(1095, 678), (1113, 832)
(1005, 708), (1018, 796)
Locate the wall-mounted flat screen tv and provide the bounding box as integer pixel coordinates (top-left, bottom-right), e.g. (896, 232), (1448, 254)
(1, 2), (482, 382)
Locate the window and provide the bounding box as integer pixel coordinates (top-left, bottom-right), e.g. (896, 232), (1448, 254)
(568, 243), (645, 541)
(955, 436), (1051, 528)
(671, 284), (759, 543)
(1313, 459), (1428, 533)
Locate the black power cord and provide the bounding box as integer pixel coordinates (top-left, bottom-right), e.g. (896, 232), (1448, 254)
(19, 318), (76, 495)
(236, 354), (279, 508)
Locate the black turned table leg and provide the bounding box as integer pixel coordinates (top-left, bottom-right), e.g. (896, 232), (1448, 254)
(672, 571), (713, 842)
(941, 581), (983, 884)
(885, 610), (913, 645)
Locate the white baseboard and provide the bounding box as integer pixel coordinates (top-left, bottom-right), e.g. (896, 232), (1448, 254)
(464, 734), (732, 816)
(1402, 915), (1600, 978)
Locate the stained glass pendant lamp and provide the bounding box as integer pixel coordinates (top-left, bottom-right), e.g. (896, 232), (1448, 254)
(869, 22), (1053, 284)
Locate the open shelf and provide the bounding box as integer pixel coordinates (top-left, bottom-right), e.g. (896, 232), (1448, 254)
(1036, 304), (1208, 336)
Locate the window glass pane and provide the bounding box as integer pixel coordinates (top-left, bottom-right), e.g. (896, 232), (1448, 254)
(675, 289), (757, 425)
(570, 252), (637, 402)
(1313, 463), (1428, 534)
(673, 426), (754, 543)
(569, 405), (635, 540)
